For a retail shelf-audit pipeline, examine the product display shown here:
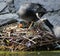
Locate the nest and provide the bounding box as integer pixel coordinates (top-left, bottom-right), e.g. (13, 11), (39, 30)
(16, 23), (56, 51)
(0, 22), (57, 51)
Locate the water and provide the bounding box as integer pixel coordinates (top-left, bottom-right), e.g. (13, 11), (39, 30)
(0, 51), (60, 56)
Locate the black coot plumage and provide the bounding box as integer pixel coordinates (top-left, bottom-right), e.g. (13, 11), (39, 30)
(18, 3), (54, 32)
(18, 3), (46, 22)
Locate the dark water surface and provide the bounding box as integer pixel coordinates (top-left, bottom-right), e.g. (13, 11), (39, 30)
(0, 51), (60, 56)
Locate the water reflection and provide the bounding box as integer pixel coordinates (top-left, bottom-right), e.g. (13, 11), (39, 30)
(0, 52), (40, 56)
(0, 51), (60, 56)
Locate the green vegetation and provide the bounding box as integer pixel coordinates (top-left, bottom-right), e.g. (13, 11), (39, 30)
(0, 51), (60, 56)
